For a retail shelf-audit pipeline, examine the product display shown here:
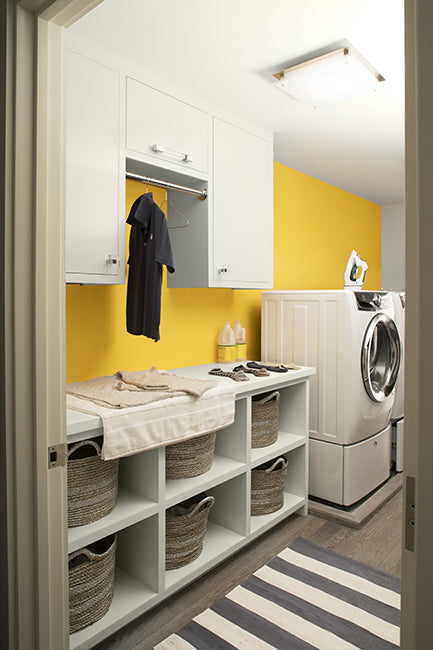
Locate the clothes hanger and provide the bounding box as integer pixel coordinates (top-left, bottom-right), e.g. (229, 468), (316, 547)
(168, 198), (190, 229)
(159, 191), (190, 229)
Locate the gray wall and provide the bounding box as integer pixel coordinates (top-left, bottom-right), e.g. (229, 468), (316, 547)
(381, 202), (405, 290)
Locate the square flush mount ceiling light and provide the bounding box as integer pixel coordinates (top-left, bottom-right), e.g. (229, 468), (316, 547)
(273, 46), (385, 108)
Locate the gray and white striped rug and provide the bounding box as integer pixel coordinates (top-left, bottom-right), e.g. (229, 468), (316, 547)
(155, 536), (400, 649)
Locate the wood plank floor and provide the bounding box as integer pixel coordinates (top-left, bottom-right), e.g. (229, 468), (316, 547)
(95, 490), (402, 650)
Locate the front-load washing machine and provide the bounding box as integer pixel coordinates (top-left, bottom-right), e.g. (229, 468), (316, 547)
(261, 290), (401, 506)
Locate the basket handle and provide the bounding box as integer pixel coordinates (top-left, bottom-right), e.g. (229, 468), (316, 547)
(68, 439), (102, 460)
(265, 457), (287, 474)
(254, 391), (280, 406)
(68, 536), (116, 566)
(186, 496), (215, 518)
(68, 547), (95, 566)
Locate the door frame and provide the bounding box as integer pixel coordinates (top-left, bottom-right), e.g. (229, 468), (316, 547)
(1, 0), (431, 647)
(400, 0), (433, 646)
(2, 1), (102, 647)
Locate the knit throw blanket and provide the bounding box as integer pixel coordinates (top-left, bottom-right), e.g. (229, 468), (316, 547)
(66, 368), (217, 409)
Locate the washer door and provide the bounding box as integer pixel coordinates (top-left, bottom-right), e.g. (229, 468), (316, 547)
(361, 313), (401, 402)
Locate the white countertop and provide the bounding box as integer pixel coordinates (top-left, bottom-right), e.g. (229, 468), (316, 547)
(67, 362), (316, 441)
(170, 362), (315, 397)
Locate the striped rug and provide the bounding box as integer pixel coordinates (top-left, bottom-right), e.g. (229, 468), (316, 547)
(154, 536), (400, 649)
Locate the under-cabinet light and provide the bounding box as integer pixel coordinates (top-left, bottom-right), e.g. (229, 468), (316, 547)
(273, 46), (385, 108)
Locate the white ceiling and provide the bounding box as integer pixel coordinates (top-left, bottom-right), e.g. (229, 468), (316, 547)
(70, 0), (405, 206)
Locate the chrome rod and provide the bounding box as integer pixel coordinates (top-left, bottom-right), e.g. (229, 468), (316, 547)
(126, 172), (207, 200)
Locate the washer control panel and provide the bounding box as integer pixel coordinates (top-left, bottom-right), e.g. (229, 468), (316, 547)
(355, 291), (389, 311)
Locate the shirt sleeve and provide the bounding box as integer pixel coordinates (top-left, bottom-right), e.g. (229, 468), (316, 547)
(126, 196), (144, 228)
(126, 193), (153, 229)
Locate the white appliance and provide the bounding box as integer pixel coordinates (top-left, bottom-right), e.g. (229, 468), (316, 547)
(390, 291), (405, 471)
(261, 290), (401, 506)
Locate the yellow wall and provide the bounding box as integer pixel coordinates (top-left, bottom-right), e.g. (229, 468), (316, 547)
(66, 162), (381, 382)
(273, 164), (381, 290)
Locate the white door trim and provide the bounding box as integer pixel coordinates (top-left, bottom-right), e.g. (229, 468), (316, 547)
(33, 13), (68, 649)
(400, 0), (433, 646)
(3, 0), (431, 647)
(2, 2), (105, 647)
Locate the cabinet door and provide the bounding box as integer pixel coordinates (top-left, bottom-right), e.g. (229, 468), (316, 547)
(126, 78), (209, 175)
(212, 117), (273, 288)
(65, 51), (124, 284)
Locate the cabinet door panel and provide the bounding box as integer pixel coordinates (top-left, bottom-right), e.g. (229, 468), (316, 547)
(126, 78), (208, 175)
(213, 118), (273, 287)
(66, 52), (123, 281)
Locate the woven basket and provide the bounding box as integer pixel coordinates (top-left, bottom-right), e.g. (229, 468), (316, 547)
(67, 438), (119, 528)
(68, 533), (116, 634)
(166, 493), (215, 570)
(251, 391), (280, 448)
(251, 456), (288, 516)
(166, 432), (216, 479)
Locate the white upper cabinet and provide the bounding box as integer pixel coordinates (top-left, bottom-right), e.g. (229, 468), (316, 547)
(65, 51), (125, 284)
(168, 115), (274, 289)
(64, 41), (273, 288)
(212, 117), (273, 288)
(126, 78), (209, 177)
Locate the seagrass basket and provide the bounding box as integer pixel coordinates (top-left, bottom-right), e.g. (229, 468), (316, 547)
(68, 533), (116, 634)
(251, 456), (288, 516)
(166, 493), (215, 570)
(251, 391), (280, 448)
(165, 431), (217, 479)
(67, 438), (119, 527)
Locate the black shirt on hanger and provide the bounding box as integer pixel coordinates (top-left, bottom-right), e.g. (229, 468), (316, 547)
(126, 193), (175, 341)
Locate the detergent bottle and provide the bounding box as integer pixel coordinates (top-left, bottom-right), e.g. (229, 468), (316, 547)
(233, 320), (242, 349)
(217, 321), (236, 363)
(234, 321), (247, 361)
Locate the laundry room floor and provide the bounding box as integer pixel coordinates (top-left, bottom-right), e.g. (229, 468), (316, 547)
(95, 489), (403, 649)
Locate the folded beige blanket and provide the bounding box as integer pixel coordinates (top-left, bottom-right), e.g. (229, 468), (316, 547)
(66, 368), (217, 409)
(116, 368), (215, 398)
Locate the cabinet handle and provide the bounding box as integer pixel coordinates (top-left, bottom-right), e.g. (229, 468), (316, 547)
(152, 143), (194, 164)
(106, 255), (120, 266)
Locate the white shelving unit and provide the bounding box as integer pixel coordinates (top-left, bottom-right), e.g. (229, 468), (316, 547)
(67, 363), (314, 649)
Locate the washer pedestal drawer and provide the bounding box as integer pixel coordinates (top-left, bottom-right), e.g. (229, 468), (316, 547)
(309, 425), (391, 506)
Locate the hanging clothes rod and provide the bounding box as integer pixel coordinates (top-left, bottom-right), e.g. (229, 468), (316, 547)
(126, 172), (207, 201)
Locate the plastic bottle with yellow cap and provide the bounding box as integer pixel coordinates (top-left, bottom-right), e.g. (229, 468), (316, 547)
(217, 321), (236, 363)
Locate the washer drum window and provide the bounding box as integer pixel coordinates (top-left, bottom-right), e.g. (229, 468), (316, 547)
(361, 313), (401, 402)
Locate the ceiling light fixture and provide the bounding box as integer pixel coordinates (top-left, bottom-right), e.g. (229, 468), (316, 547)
(273, 46), (385, 108)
